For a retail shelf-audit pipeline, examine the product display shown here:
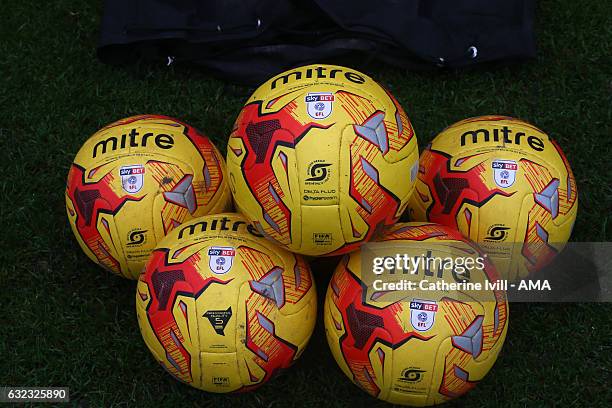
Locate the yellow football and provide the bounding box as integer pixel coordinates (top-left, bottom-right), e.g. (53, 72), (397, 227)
(136, 213), (317, 392)
(65, 115), (231, 279)
(226, 64), (419, 256)
(324, 222), (508, 406)
(408, 116), (578, 280)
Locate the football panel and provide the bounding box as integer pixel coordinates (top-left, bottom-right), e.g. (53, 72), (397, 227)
(324, 283), (352, 374)
(378, 87), (419, 164)
(453, 201), (481, 242)
(236, 281), (299, 390)
(146, 116), (232, 216)
(339, 123), (418, 246)
(428, 325), (506, 405)
(332, 87), (418, 165)
(274, 294), (317, 354)
(386, 336), (443, 406)
(73, 199), (127, 276)
(65, 164), (135, 276)
(429, 295), (508, 403)
(407, 177), (432, 222)
(141, 247), (241, 386)
(149, 161), (204, 242)
(297, 123), (341, 207)
(236, 350), (268, 390)
(137, 279), (201, 386)
(226, 122), (301, 248)
(66, 191), (122, 273)
(171, 293), (202, 386)
(278, 254), (315, 311)
(298, 204), (343, 255)
(340, 123), (395, 217)
(198, 351), (242, 392)
(96, 211), (129, 276)
(194, 272), (240, 353)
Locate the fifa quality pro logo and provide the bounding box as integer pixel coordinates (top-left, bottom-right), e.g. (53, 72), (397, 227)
(313, 232), (333, 245)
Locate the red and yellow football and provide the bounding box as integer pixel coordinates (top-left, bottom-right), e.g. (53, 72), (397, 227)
(227, 64), (419, 256)
(66, 115), (231, 279)
(408, 116), (578, 280)
(324, 222), (508, 406)
(136, 213), (317, 392)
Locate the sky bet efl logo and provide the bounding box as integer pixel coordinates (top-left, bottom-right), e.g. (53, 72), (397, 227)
(208, 246), (235, 274)
(492, 160), (518, 188)
(410, 299), (438, 332)
(305, 93), (334, 119)
(119, 165), (145, 194)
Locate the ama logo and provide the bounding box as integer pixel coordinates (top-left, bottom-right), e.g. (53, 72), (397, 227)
(305, 93), (334, 119)
(492, 160), (518, 188)
(208, 246), (235, 274)
(410, 299), (438, 331)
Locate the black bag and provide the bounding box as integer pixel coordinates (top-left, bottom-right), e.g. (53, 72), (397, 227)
(97, 0), (536, 85)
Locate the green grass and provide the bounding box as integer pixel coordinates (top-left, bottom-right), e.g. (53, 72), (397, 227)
(1, 0), (611, 406)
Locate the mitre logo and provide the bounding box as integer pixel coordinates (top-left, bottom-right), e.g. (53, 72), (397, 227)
(270, 66), (366, 89)
(460, 126), (544, 151)
(92, 129), (174, 158)
(178, 216), (264, 239)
